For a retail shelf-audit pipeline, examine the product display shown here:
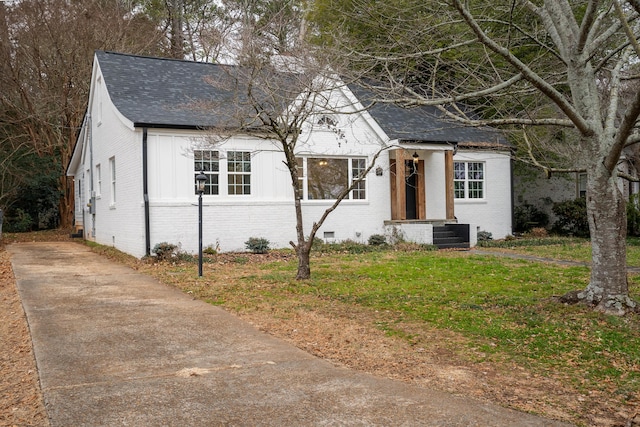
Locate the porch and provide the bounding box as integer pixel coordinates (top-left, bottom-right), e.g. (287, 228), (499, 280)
(383, 220), (471, 249)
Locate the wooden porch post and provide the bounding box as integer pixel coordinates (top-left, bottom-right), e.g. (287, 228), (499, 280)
(445, 150), (455, 220)
(395, 150), (406, 220)
(417, 160), (426, 219)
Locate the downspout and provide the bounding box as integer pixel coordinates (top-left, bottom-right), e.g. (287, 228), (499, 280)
(143, 128), (151, 256)
(510, 157), (515, 236)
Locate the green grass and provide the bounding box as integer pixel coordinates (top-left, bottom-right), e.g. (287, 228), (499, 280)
(249, 253), (640, 391)
(480, 236), (640, 267)
(201, 249), (639, 402)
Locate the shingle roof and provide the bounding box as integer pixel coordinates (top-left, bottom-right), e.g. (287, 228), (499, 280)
(96, 51), (509, 147)
(96, 51), (259, 128)
(348, 84), (508, 146)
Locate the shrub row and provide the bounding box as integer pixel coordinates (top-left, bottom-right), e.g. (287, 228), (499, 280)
(517, 196), (640, 238)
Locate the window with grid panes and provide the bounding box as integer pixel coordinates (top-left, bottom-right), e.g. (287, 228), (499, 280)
(454, 161), (484, 199)
(351, 158), (366, 199)
(227, 151), (251, 195)
(194, 150), (219, 195)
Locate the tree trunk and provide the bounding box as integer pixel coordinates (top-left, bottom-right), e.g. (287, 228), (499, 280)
(296, 241), (311, 280)
(579, 163), (636, 315)
(59, 174), (74, 228)
(289, 167), (312, 279)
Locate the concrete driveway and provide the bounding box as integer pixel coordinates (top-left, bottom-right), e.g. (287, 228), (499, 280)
(8, 242), (571, 426)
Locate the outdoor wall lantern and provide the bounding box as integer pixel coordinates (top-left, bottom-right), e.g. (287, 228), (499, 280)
(412, 152), (420, 165)
(195, 171), (207, 277)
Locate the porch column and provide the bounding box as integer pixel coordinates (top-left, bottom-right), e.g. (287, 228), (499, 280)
(445, 150), (455, 220)
(395, 149), (407, 220)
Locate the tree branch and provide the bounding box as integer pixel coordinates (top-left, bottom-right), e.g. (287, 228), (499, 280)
(452, 0), (593, 136)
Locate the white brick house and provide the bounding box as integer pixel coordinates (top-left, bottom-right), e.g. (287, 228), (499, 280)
(67, 51), (512, 257)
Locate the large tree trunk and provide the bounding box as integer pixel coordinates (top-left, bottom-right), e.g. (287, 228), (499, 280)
(579, 163), (636, 315)
(59, 175), (74, 228)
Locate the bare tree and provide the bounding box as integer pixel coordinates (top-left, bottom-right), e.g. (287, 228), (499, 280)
(310, 0), (640, 315)
(0, 0), (164, 227)
(199, 46), (387, 279)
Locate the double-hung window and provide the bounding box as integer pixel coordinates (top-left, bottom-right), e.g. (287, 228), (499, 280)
(454, 161), (484, 199)
(297, 157), (367, 200)
(95, 164), (101, 197)
(227, 151), (251, 195)
(109, 157), (116, 206)
(194, 150), (219, 195)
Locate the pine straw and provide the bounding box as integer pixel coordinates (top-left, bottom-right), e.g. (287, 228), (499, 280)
(0, 248), (49, 427)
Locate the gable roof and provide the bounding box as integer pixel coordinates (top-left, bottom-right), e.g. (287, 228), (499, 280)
(96, 51), (274, 129)
(348, 84), (508, 146)
(96, 51), (508, 147)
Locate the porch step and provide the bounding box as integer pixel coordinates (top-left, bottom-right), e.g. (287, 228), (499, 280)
(433, 225), (470, 250)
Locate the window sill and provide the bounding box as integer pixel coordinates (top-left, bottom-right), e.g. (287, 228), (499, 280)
(454, 198), (487, 204)
(302, 199), (369, 204)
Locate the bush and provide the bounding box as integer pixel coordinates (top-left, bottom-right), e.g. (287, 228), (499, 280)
(477, 230), (493, 241)
(203, 243), (219, 255)
(245, 237), (270, 254)
(526, 227), (549, 238)
(552, 197), (589, 237)
(310, 236), (324, 249)
(368, 234), (387, 246)
(628, 194), (640, 237)
(2, 208), (34, 233)
(514, 203), (549, 233)
(152, 242), (178, 261)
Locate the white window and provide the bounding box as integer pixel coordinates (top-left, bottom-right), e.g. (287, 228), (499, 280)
(454, 161), (484, 199)
(95, 164), (101, 197)
(227, 151), (251, 195)
(297, 157), (367, 200)
(194, 150), (219, 195)
(109, 157), (116, 206)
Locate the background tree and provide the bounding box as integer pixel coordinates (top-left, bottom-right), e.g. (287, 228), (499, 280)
(0, 0), (165, 230)
(310, 0), (640, 315)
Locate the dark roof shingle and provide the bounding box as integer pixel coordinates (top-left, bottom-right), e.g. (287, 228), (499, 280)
(348, 83), (508, 146)
(97, 51), (248, 128)
(96, 51), (509, 147)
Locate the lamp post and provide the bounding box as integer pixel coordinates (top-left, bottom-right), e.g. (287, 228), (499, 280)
(195, 171), (207, 277)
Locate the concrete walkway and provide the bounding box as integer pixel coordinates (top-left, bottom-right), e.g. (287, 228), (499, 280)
(8, 242), (571, 427)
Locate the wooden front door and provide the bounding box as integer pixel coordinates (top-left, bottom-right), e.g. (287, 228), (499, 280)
(390, 154), (425, 220)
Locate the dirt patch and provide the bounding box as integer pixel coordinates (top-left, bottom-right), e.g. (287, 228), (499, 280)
(0, 248), (49, 426)
(233, 299), (631, 426)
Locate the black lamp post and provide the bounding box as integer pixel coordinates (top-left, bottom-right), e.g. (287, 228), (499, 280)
(195, 171), (207, 277)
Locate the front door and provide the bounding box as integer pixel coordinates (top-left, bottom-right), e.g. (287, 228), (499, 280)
(390, 155), (425, 220)
(405, 160), (419, 220)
